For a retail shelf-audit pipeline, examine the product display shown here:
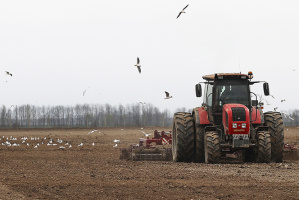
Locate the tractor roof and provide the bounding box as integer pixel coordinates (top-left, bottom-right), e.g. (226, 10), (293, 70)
(202, 73), (250, 81)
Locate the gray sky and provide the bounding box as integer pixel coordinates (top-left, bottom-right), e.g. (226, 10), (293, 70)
(0, 0), (298, 113)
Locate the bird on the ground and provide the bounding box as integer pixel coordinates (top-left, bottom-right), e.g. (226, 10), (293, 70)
(88, 130), (97, 134)
(177, 4), (189, 19)
(5, 71), (12, 76)
(78, 142), (83, 147)
(69, 144), (72, 148)
(59, 146), (65, 149)
(113, 143), (118, 148)
(92, 142), (95, 146)
(114, 139), (121, 143)
(165, 91), (173, 99)
(134, 57), (141, 74)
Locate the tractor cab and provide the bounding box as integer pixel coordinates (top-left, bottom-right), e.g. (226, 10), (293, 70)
(195, 72), (269, 125)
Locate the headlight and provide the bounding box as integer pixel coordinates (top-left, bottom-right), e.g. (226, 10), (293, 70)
(232, 123), (237, 128)
(242, 123), (246, 128)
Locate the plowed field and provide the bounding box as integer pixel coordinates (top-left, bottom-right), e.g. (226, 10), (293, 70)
(0, 127), (298, 199)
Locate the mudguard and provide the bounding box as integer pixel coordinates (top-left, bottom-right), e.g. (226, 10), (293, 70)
(193, 107), (210, 125)
(251, 107), (262, 124)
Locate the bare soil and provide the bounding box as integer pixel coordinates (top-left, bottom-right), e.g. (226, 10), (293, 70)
(0, 127), (298, 200)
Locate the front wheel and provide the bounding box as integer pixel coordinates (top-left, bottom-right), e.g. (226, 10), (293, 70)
(256, 131), (271, 163)
(204, 131), (220, 163)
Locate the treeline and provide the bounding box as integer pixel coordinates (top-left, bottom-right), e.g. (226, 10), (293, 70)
(0, 103), (172, 128)
(0, 103), (297, 129)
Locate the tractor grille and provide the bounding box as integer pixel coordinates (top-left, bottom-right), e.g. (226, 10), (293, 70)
(231, 107), (246, 121)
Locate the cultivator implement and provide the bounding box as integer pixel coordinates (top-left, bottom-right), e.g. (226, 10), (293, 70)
(120, 130), (173, 161)
(283, 144), (299, 160)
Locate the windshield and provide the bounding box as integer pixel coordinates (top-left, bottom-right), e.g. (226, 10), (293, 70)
(215, 81), (250, 107)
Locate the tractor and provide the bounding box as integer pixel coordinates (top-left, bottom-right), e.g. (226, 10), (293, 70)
(172, 72), (284, 163)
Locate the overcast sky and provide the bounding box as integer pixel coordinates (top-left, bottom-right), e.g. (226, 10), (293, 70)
(0, 0), (298, 113)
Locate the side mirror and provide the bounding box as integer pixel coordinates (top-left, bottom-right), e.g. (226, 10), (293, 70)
(195, 84), (202, 97)
(263, 82), (270, 96)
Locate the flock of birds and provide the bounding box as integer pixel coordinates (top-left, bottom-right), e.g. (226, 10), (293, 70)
(0, 129), (124, 149)
(0, 135), (94, 149)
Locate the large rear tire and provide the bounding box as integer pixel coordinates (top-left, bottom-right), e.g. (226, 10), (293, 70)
(204, 131), (220, 163)
(256, 132), (271, 163)
(264, 112), (284, 162)
(172, 112), (195, 162)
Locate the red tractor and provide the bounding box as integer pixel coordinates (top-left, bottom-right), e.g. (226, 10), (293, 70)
(172, 72), (284, 163)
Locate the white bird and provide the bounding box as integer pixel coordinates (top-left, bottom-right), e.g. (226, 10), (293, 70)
(114, 139), (121, 143)
(134, 57), (141, 74)
(78, 142), (83, 147)
(59, 146), (65, 149)
(27, 143), (29, 146)
(141, 131), (152, 138)
(57, 139), (63, 143)
(165, 91), (173, 99)
(92, 142), (95, 146)
(88, 130), (98, 134)
(69, 144), (72, 148)
(113, 143), (118, 148)
(34, 145), (38, 148)
(281, 112), (294, 121)
(65, 142), (69, 146)
(177, 4), (189, 19)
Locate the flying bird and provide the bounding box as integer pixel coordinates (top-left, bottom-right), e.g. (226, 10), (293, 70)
(141, 131), (152, 138)
(139, 102), (146, 105)
(281, 99), (286, 102)
(165, 91), (173, 99)
(5, 71), (12, 76)
(83, 87), (89, 96)
(134, 57), (141, 74)
(177, 4), (189, 19)
(274, 107), (278, 111)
